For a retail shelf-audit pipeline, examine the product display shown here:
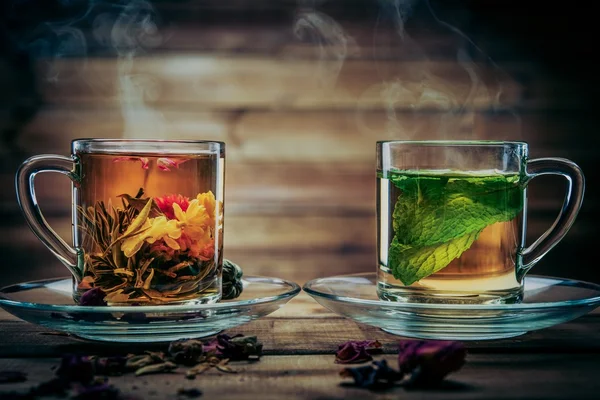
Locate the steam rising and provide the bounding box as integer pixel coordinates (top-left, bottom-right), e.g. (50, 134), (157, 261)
(10, 0), (167, 139)
(356, 0), (521, 139)
(10, 0), (520, 143)
(293, 1), (358, 89)
(106, 0), (166, 139)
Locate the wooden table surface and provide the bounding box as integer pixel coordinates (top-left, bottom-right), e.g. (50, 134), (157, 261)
(1, 292), (600, 399)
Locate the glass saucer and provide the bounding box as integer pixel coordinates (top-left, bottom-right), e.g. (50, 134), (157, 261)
(0, 276), (300, 343)
(303, 273), (600, 340)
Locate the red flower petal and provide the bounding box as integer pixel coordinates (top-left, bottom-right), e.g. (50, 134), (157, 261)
(335, 340), (383, 364)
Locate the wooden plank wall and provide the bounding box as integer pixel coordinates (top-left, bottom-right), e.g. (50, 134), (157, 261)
(0, 0), (597, 286)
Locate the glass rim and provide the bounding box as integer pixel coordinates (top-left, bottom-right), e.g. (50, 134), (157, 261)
(376, 140), (527, 147)
(71, 139), (225, 155)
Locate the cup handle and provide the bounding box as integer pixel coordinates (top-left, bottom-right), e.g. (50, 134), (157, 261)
(519, 157), (585, 279)
(15, 154), (82, 281)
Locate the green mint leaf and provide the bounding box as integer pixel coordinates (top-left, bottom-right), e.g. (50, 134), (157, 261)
(390, 173), (522, 246)
(388, 231), (480, 286)
(387, 172), (523, 285)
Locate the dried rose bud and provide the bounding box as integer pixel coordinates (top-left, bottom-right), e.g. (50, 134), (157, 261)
(204, 334), (263, 360)
(79, 288), (107, 306)
(397, 340), (467, 387)
(340, 360), (403, 389)
(168, 339), (204, 366)
(335, 340), (382, 364)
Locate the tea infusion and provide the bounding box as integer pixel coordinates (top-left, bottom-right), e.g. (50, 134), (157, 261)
(377, 169), (524, 303)
(74, 153), (223, 305)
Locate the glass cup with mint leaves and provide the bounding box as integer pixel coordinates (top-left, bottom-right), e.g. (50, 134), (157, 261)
(376, 141), (585, 304)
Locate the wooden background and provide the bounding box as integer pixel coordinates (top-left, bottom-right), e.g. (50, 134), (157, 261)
(0, 0), (597, 288)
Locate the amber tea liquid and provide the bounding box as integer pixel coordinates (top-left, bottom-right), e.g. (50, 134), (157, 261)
(377, 169), (525, 304)
(73, 152), (224, 305)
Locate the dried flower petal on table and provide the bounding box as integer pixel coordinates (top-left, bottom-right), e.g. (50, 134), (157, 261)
(0, 371), (27, 384)
(397, 340), (467, 387)
(340, 360), (403, 389)
(56, 354), (95, 384)
(79, 287), (107, 306)
(205, 334), (263, 360)
(335, 340), (383, 364)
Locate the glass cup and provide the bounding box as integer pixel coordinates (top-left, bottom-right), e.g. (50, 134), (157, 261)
(376, 140), (585, 304)
(16, 139), (225, 306)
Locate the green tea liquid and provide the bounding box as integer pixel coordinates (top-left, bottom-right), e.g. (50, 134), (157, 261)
(377, 169), (524, 304)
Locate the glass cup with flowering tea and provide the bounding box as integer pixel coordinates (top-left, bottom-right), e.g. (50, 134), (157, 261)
(16, 139), (225, 306)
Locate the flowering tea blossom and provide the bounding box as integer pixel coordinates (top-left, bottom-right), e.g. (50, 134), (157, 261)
(119, 191), (219, 259)
(155, 194), (190, 220)
(78, 185), (222, 304)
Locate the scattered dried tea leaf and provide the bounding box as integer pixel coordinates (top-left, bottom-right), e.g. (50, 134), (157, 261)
(204, 334), (262, 361)
(134, 361), (178, 376)
(185, 364), (212, 379)
(215, 359), (237, 374)
(168, 339), (204, 366)
(397, 340), (467, 388)
(335, 340), (383, 364)
(340, 360), (403, 389)
(0, 371), (27, 384)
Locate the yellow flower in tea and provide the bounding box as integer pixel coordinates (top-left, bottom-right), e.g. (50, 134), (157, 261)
(196, 191), (218, 227)
(121, 216), (182, 258)
(173, 199), (210, 241)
